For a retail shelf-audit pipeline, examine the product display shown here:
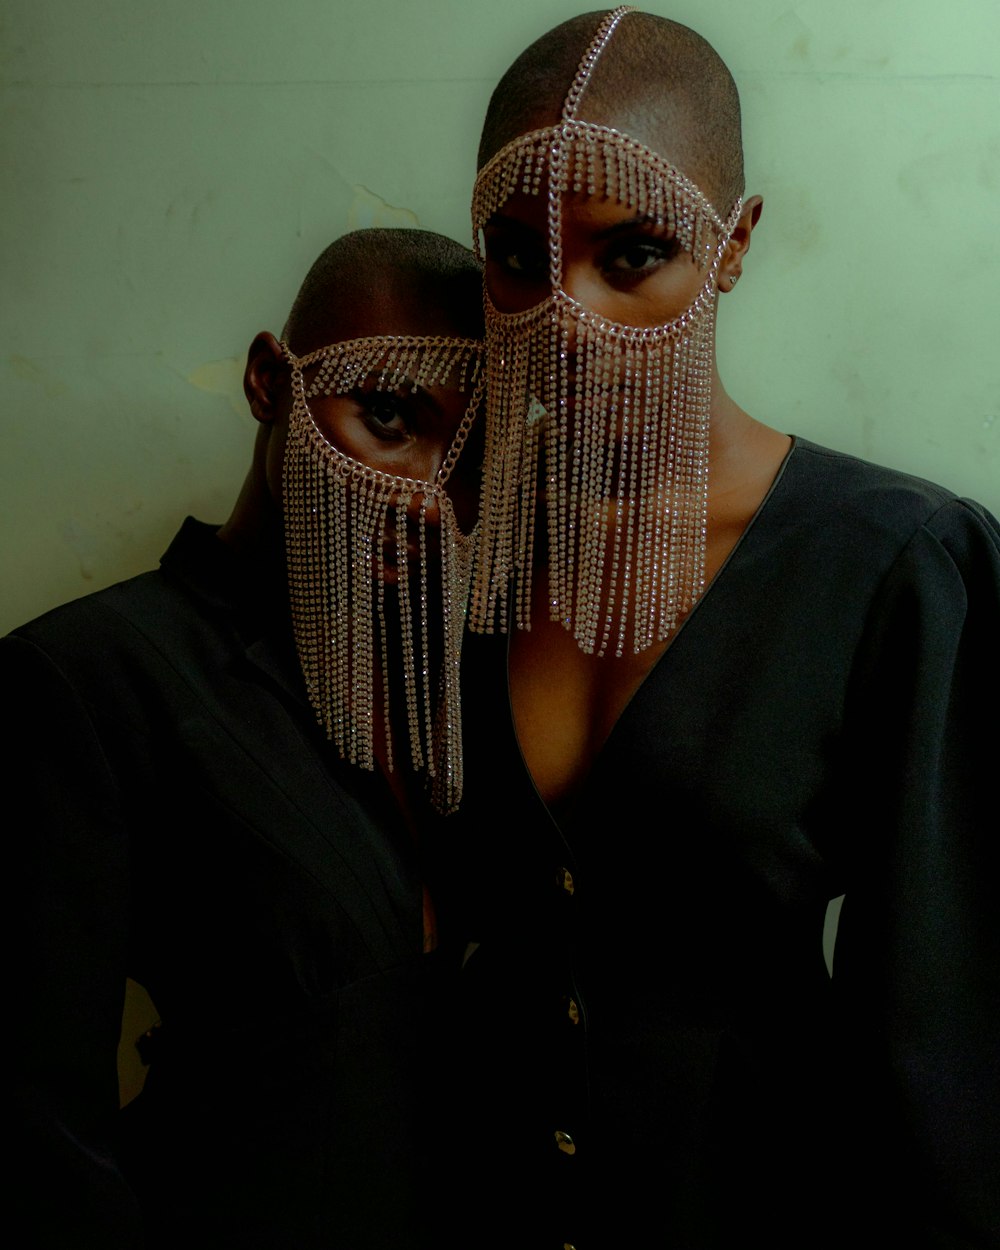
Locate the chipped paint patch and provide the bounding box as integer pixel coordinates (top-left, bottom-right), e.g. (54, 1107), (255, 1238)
(186, 357), (244, 415)
(347, 184), (419, 230)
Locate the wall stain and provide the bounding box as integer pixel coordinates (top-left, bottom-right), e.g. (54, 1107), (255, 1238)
(899, 134), (1000, 203)
(186, 357), (245, 416)
(831, 358), (877, 459)
(8, 354), (69, 399)
(771, 184), (822, 260)
(59, 518), (98, 582)
(347, 184), (419, 231)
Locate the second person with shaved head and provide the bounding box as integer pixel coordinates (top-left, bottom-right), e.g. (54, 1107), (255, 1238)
(9, 228), (485, 1247)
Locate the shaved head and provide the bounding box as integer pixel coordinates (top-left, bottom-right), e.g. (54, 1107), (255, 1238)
(283, 228), (483, 355)
(478, 9), (744, 215)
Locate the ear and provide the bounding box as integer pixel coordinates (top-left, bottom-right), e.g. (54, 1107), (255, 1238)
(719, 194), (763, 293)
(243, 331), (290, 425)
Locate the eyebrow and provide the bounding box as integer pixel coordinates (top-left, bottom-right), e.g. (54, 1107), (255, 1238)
(592, 214), (673, 242)
(485, 210), (674, 244)
(484, 212), (543, 235)
(358, 370), (447, 421)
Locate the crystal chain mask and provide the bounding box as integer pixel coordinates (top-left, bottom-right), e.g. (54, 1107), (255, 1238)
(282, 335), (483, 812)
(469, 5), (741, 657)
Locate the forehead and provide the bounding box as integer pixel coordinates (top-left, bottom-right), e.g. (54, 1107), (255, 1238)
(473, 117), (727, 270)
(313, 273), (482, 354)
(504, 98), (711, 204)
(585, 104), (715, 204)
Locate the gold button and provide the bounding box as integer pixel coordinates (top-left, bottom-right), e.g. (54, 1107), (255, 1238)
(567, 997), (580, 1025)
(558, 867), (575, 895)
(554, 1130), (576, 1156)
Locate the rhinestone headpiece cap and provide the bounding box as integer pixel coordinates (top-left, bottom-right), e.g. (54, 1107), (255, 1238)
(470, 6), (742, 656)
(282, 334), (484, 812)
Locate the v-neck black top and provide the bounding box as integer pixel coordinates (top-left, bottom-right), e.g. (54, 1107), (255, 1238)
(439, 439), (1000, 1248)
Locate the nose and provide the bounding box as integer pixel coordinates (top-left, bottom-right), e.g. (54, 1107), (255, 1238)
(445, 463), (481, 535)
(399, 488), (442, 530)
(381, 493), (443, 575)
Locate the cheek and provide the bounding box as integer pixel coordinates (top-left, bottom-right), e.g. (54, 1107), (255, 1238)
(309, 396), (368, 461)
(485, 261), (550, 315)
(633, 260), (707, 325)
(585, 260), (708, 329)
(265, 419), (289, 506)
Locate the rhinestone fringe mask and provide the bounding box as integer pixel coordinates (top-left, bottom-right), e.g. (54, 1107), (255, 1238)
(281, 336), (484, 813)
(469, 5), (742, 657)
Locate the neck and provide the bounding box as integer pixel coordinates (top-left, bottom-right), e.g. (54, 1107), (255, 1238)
(708, 365), (755, 461)
(707, 367), (792, 526)
(508, 376), (790, 809)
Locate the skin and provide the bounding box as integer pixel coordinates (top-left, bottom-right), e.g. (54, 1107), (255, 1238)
(484, 156), (791, 811)
(217, 279), (483, 838)
(485, 186), (731, 324)
(220, 282), (482, 558)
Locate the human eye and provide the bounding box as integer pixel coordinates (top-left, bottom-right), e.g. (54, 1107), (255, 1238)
(359, 390), (414, 442)
(603, 236), (679, 279)
(483, 226), (547, 280)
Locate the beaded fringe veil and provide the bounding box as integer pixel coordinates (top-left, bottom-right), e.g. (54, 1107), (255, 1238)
(282, 336), (483, 812)
(469, 5), (741, 656)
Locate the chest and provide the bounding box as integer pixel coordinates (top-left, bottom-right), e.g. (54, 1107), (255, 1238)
(507, 614), (669, 807)
(466, 540), (874, 929)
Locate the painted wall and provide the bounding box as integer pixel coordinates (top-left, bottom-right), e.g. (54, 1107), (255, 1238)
(3, 0), (998, 637)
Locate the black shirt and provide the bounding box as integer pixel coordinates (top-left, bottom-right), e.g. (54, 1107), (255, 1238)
(443, 440), (1000, 1248)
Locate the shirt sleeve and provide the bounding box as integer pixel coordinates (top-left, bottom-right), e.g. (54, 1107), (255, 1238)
(5, 631), (143, 1246)
(834, 498), (1000, 1249)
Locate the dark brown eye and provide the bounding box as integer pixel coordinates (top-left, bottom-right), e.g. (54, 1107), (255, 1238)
(484, 227), (547, 280)
(362, 393), (411, 440)
(606, 240), (675, 273)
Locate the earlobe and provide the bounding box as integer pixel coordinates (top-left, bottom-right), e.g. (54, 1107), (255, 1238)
(720, 194), (763, 291)
(243, 331), (289, 425)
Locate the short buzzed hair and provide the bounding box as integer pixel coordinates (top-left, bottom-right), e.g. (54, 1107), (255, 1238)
(283, 228), (482, 355)
(478, 9), (744, 215)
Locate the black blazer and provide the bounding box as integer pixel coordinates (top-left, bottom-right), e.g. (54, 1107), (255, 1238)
(8, 520), (447, 1248)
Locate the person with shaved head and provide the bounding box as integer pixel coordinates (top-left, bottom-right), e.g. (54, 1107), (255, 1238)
(447, 9), (1000, 1245)
(7, 228), (484, 1247)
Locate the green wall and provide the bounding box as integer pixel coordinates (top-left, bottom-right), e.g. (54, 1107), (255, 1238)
(3, 0), (998, 633)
